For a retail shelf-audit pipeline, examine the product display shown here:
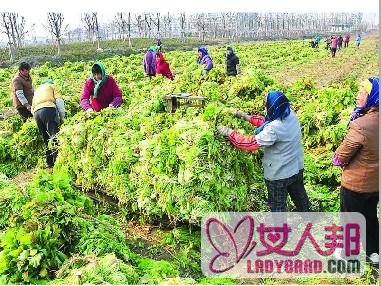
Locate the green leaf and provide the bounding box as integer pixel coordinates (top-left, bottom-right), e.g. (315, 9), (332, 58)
(29, 253), (43, 268)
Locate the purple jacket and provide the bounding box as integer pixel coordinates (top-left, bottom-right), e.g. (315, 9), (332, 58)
(199, 55), (214, 71)
(331, 38), (338, 49)
(143, 51), (156, 76)
(81, 75), (122, 112)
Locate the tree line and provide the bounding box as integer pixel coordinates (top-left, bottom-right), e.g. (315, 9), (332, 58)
(0, 12), (378, 59)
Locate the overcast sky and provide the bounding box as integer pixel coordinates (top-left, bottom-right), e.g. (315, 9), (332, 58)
(0, 0), (379, 42)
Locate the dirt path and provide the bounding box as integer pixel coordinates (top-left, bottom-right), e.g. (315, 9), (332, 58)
(267, 36), (379, 88)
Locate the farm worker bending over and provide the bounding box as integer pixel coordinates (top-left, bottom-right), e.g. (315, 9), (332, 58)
(225, 47), (241, 76)
(333, 77), (379, 265)
(197, 47), (213, 76)
(81, 62), (123, 112)
(156, 52), (174, 80)
(12, 62), (34, 122)
(217, 91), (310, 212)
(355, 34), (362, 48)
(143, 46), (158, 78)
(31, 80), (64, 168)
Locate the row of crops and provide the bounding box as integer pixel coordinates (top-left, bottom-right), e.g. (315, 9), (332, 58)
(0, 37), (378, 284)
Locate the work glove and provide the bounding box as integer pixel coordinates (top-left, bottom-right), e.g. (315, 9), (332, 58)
(109, 104), (115, 108)
(202, 69), (208, 76)
(86, 108), (94, 112)
(217, 125), (233, 137)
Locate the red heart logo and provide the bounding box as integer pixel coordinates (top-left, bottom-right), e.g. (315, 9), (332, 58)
(267, 233), (281, 244)
(206, 215), (256, 273)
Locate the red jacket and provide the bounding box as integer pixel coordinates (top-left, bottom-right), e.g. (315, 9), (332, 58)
(227, 115), (265, 151)
(81, 75), (122, 112)
(156, 52), (174, 80)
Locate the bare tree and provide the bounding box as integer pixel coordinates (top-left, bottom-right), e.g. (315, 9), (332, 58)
(151, 13), (160, 37)
(9, 13), (27, 47)
(46, 12), (67, 56)
(114, 12), (131, 47)
(0, 13), (15, 61)
(144, 13), (152, 38)
(114, 12), (125, 40)
(179, 13), (186, 41)
(92, 13), (101, 50)
(135, 14), (144, 37)
(17, 16), (27, 47)
(195, 13), (207, 41)
(0, 13), (26, 60)
(82, 13), (94, 41)
(82, 12), (100, 49)
(163, 12), (172, 38)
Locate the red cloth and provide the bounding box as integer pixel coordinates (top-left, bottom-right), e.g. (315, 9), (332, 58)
(249, 115), (265, 127)
(81, 75), (122, 112)
(156, 52), (174, 80)
(227, 130), (260, 151)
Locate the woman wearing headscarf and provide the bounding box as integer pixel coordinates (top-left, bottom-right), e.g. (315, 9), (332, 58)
(331, 36), (338, 58)
(355, 34), (362, 48)
(81, 62), (123, 112)
(156, 38), (162, 51)
(225, 47), (241, 76)
(156, 52), (174, 80)
(217, 91), (310, 212)
(333, 77), (379, 265)
(197, 47), (214, 76)
(143, 46), (158, 78)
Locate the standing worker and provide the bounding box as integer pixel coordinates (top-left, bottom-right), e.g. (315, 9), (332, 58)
(225, 47), (241, 76)
(331, 36), (338, 57)
(217, 91), (310, 212)
(12, 62), (34, 122)
(356, 34), (362, 48)
(31, 80), (64, 168)
(314, 35), (321, 48)
(337, 35), (344, 50)
(333, 77), (379, 265)
(344, 33), (350, 48)
(156, 38), (162, 52)
(325, 36), (331, 50)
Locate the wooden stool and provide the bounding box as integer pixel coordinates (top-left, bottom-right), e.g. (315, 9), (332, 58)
(165, 93), (207, 113)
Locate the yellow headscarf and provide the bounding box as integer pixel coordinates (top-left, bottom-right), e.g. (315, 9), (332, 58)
(361, 79), (372, 94)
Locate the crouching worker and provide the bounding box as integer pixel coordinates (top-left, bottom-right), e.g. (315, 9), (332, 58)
(156, 52), (174, 80)
(31, 80), (64, 168)
(197, 47), (213, 76)
(217, 91), (310, 212)
(81, 62), (123, 112)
